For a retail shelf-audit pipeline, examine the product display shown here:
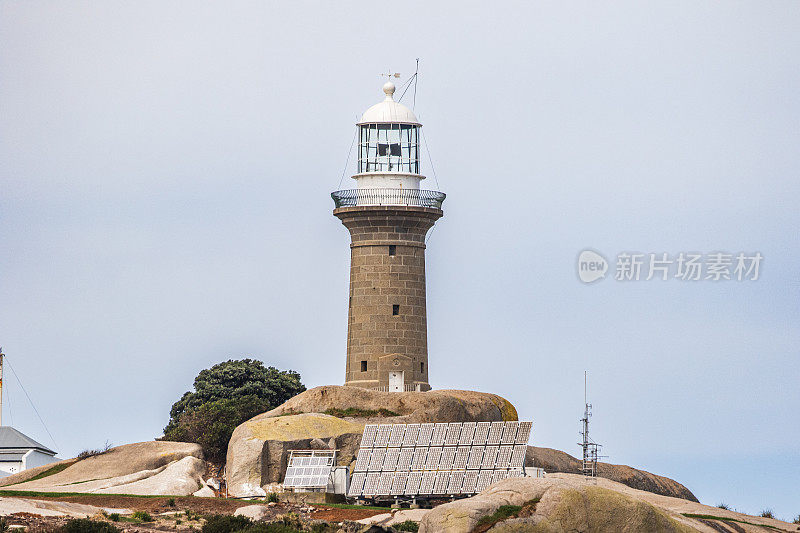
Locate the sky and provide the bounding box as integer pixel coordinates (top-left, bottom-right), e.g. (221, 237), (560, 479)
(1, 0), (798, 520)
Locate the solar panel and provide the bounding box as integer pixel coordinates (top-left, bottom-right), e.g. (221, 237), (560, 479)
(377, 471), (393, 495)
(473, 422), (491, 445)
(431, 423), (448, 446)
(491, 470), (508, 484)
(411, 447), (427, 470)
(467, 446), (484, 469)
(397, 448), (414, 471)
(447, 470), (465, 494)
(354, 449), (370, 472)
(388, 425), (406, 447)
(374, 425), (392, 447)
(482, 446), (499, 468)
(487, 422), (504, 445)
(383, 448), (400, 471)
(432, 471), (449, 494)
(350, 421), (533, 499)
(417, 423), (435, 445)
(510, 445), (527, 468)
(361, 425), (378, 448)
(476, 470), (494, 492)
(458, 422), (476, 445)
(516, 421), (532, 444)
(363, 473), (380, 496)
(402, 424), (420, 447)
(348, 472), (366, 497)
(424, 447), (442, 470)
(462, 470), (479, 494)
(496, 446), (513, 469)
(501, 421), (519, 444)
(391, 472), (408, 495)
(283, 451), (335, 489)
(369, 448), (386, 471)
(453, 446), (470, 469)
(444, 423), (462, 446)
(405, 471), (423, 495)
(419, 471), (437, 494)
(439, 447), (457, 470)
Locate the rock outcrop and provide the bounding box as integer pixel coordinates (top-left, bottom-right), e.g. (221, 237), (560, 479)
(0, 441), (205, 496)
(263, 385), (519, 423)
(225, 386), (519, 497)
(420, 474), (792, 533)
(226, 413), (363, 497)
(526, 446), (698, 502)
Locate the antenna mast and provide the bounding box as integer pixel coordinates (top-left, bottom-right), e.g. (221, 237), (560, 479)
(579, 371), (602, 477)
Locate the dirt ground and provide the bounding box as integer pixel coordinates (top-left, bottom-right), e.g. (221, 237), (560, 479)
(0, 495), (390, 531)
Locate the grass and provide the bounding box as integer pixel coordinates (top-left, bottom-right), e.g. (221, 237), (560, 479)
(473, 499), (540, 533)
(10, 462), (72, 484)
(323, 407), (400, 418)
(474, 505), (522, 532)
(682, 513), (780, 530)
(393, 520), (419, 532)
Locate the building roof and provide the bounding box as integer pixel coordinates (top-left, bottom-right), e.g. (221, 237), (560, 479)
(358, 82), (421, 126)
(0, 426), (56, 455)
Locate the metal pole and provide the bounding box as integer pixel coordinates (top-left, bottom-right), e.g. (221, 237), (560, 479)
(0, 348), (4, 427)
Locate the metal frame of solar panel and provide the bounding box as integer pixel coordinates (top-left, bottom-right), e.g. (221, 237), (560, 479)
(347, 421), (532, 501)
(283, 450), (335, 490)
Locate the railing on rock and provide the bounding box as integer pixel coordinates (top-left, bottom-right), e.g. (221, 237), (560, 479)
(332, 188), (446, 209)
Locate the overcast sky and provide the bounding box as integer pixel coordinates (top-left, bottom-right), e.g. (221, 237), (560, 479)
(1, 0), (798, 519)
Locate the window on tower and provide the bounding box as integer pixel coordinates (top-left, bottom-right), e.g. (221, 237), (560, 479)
(420, 362), (425, 373)
(392, 304), (400, 316)
(389, 245), (396, 256)
(361, 361), (367, 372)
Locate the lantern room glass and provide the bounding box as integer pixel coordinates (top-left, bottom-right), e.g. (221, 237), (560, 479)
(358, 123), (420, 174)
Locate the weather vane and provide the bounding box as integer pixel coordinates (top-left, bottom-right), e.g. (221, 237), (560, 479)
(381, 70), (401, 80)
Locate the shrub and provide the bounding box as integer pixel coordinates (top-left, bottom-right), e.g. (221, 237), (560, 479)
(163, 360), (305, 463)
(0, 518), (8, 533)
(793, 514), (800, 524)
(61, 519), (121, 533)
(267, 492), (279, 503)
(107, 513), (120, 522)
(131, 511), (153, 522)
(201, 515), (253, 533)
(716, 503), (729, 510)
(76, 441), (112, 460)
(167, 497), (176, 507)
(759, 509), (774, 519)
(393, 520), (419, 532)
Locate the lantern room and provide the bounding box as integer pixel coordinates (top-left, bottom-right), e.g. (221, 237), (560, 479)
(353, 82), (424, 190)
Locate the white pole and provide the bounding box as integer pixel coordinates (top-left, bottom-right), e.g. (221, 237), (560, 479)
(0, 348), (4, 427)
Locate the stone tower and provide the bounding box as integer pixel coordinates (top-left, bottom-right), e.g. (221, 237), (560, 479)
(332, 81), (445, 392)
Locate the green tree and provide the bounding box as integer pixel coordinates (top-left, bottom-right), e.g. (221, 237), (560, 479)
(163, 359), (305, 463)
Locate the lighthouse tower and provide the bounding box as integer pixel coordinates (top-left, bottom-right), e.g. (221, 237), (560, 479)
(332, 81), (445, 392)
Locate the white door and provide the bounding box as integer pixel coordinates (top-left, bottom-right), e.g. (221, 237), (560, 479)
(389, 371), (404, 392)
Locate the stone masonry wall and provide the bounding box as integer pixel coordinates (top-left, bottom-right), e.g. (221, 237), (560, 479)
(334, 206), (442, 391)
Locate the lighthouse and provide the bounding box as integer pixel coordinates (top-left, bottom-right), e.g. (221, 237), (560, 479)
(332, 81), (445, 392)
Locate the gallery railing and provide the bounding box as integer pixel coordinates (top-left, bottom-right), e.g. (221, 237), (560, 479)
(332, 188), (446, 209)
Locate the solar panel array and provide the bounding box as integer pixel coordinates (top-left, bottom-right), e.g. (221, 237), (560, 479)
(283, 450), (336, 489)
(348, 421), (531, 498)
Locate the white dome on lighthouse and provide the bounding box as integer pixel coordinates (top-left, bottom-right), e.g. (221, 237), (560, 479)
(358, 82), (420, 125)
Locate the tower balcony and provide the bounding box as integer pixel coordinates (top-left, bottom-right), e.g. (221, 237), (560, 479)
(331, 188), (446, 209)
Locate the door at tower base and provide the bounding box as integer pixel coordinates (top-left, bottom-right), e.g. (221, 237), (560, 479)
(389, 371), (404, 392)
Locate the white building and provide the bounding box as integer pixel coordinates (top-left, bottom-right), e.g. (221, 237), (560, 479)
(0, 426), (58, 477)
